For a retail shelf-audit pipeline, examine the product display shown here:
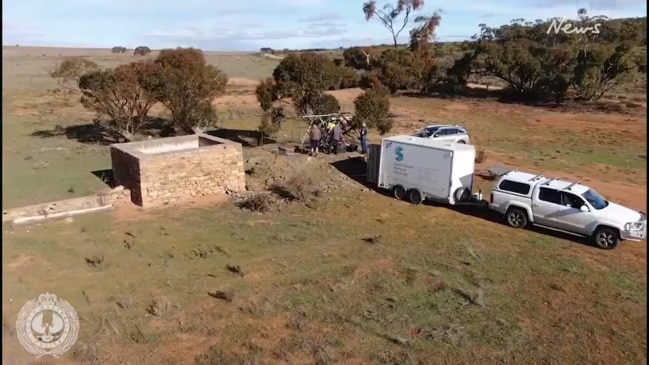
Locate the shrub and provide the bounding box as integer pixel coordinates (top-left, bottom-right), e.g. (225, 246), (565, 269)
(237, 193), (277, 213)
(273, 173), (321, 203)
(359, 72), (383, 89)
(337, 66), (359, 89)
(353, 85), (393, 134)
(311, 94), (341, 115)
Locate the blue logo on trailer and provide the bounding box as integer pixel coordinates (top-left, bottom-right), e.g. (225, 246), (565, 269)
(395, 146), (404, 161)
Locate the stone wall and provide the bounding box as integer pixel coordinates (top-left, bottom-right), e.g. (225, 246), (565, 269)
(110, 134), (246, 207)
(2, 186), (131, 222)
(111, 145), (143, 204)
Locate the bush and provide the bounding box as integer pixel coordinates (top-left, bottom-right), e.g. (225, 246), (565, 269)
(258, 107), (285, 144)
(272, 173), (321, 203)
(237, 193), (277, 213)
(359, 72), (383, 89)
(72, 342), (101, 364)
(336, 66), (359, 89)
(255, 78), (277, 111)
(311, 94), (341, 115)
(353, 85), (393, 134)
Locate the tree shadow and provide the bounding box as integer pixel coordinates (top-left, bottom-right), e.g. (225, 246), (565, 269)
(267, 185), (298, 201)
(401, 86), (634, 115)
(402, 86), (504, 101)
(91, 169), (115, 188)
(207, 129), (276, 147)
(330, 156), (598, 249)
(138, 117), (175, 138)
(400, 87), (561, 107)
(29, 117), (175, 146)
(432, 200), (598, 249)
(31, 123), (118, 145)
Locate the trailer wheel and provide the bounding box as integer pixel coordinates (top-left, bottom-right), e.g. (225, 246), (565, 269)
(393, 185), (406, 200)
(454, 187), (471, 202)
(407, 189), (423, 205)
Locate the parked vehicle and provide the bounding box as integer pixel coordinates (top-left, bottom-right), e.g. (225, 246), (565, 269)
(414, 124), (471, 144)
(489, 170), (647, 249)
(369, 135), (482, 205)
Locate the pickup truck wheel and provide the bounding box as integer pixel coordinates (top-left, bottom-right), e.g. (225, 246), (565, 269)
(592, 227), (620, 250)
(505, 208), (528, 229)
(393, 185), (406, 200)
(407, 189), (423, 205)
(457, 140), (466, 144)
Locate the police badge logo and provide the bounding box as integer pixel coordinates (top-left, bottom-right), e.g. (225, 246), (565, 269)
(15, 293), (80, 358)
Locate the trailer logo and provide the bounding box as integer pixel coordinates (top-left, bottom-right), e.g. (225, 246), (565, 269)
(395, 146), (404, 162)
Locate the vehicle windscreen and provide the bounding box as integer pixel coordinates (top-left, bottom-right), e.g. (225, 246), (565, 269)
(581, 189), (609, 210)
(415, 127), (439, 137)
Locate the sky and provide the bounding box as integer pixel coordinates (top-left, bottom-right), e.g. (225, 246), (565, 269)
(3, 0), (647, 51)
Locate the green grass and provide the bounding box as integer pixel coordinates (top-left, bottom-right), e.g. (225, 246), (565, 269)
(3, 191), (646, 363)
(2, 46), (647, 364)
(2, 113), (111, 208)
(390, 96), (646, 183)
(3, 49), (280, 92)
(0, 92), (309, 209)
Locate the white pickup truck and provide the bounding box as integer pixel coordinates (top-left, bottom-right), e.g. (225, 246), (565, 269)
(489, 170), (646, 249)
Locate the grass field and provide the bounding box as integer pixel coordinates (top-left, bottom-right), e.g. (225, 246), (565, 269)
(2, 46), (647, 364)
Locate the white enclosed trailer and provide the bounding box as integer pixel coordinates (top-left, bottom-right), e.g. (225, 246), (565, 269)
(374, 135), (480, 205)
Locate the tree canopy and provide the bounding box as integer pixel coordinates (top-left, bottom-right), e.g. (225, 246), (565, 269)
(50, 48), (229, 141)
(345, 9), (645, 102)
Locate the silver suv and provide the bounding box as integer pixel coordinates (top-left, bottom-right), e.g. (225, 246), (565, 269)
(414, 125), (471, 144)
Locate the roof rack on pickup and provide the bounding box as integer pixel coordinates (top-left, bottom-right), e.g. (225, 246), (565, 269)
(542, 177), (581, 190)
(542, 177), (559, 185)
(563, 180), (581, 191)
(528, 174), (543, 181)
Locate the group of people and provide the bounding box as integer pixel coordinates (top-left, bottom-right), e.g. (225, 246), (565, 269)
(308, 118), (368, 157)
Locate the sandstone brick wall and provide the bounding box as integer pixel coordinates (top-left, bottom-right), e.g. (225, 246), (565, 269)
(138, 143), (245, 207)
(110, 135), (246, 208)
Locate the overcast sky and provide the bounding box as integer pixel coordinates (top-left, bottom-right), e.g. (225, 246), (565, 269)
(3, 0), (646, 51)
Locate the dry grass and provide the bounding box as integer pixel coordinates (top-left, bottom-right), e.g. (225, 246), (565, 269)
(72, 342), (101, 364)
(475, 147), (486, 163)
(272, 172), (322, 203)
(2, 46), (647, 364)
(237, 192), (279, 213)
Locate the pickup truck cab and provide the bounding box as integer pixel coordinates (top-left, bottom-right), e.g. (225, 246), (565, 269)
(489, 171), (646, 250)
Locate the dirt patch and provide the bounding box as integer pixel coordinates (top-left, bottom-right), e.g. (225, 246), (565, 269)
(111, 194), (231, 222)
(5, 253), (35, 271)
(476, 154), (646, 212)
(214, 94), (257, 108)
(261, 53), (284, 60)
(227, 77), (260, 87)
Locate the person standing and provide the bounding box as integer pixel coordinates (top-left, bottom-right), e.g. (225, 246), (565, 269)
(331, 124), (343, 155)
(309, 123), (321, 156)
(360, 122), (368, 154)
